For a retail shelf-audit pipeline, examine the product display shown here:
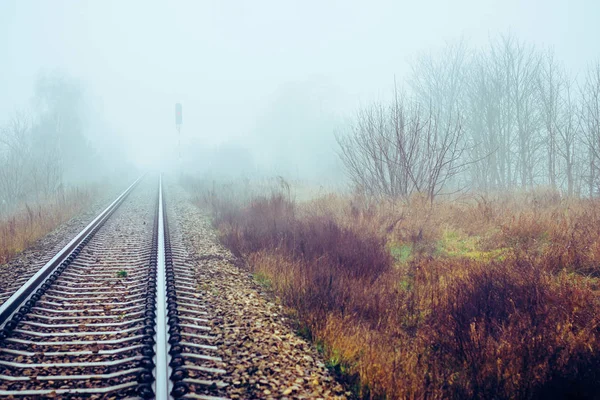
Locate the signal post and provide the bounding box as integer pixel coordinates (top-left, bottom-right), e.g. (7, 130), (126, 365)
(175, 102), (182, 161)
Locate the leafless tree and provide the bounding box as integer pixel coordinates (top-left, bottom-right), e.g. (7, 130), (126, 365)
(33, 72), (93, 184)
(410, 40), (469, 120)
(30, 116), (63, 198)
(441, 36), (586, 194)
(337, 89), (468, 202)
(336, 102), (406, 198)
(496, 35), (543, 188)
(0, 110), (65, 214)
(463, 50), (508, 191)
(537, 50), (562, 189)
(410, 35), (545, 192)
(580, 61), (600, 196)
(0, 113), (33, 211)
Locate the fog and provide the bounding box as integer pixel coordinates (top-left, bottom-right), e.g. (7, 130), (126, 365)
(1, 0), (599, 192)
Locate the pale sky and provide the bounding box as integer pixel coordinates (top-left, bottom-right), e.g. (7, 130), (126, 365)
(1, 0), (599, 171)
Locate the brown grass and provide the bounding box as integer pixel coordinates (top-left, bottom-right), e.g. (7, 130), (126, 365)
(0, 189), (95, 264)
(196, 186), (600, 399)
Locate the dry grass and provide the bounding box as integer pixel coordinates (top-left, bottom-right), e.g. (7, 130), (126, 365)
(194, 185), (600, 399)
(0, 189), (95, 264)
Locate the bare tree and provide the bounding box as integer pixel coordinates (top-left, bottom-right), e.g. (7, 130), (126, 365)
(410, 40), (469, 120)
(537, 50), (562, 189)
(340, 35), (598, 198)
(30, 116), (63, 197)
(336, 102), (406, 198)
(554, 75), (581, 196)
(496, 35), (543, 188)
(337, 89), (468, 202)
(580, 61), (600, 196)
(0, 113), (33, 211)
(33, 72), (92, 184)
(407, 106), (467, 201)
(410, 36), (545, 192)
(463, 50), (508, 191)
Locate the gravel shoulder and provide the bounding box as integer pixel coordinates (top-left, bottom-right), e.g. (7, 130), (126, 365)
(167, 184), (348, 399)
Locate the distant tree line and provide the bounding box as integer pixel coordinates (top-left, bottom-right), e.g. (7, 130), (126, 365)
(337, 34), (600, 200)
(0, 73), (99, 214)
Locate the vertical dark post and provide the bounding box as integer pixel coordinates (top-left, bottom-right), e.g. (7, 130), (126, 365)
(175, 103), (182, 160)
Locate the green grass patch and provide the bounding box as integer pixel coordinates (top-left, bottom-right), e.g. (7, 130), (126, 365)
(323, 346), (364, 396)
(398, 278), (412, 291)
(437, 229), (506, 261)
(253, 271), (272, 288)
(390, 243), (412, 263)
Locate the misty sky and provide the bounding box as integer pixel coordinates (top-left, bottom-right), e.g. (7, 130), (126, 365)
(1, 0), (599, 172)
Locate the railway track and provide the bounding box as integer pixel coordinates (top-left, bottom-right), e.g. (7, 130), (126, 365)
(0, 176), (228, 399)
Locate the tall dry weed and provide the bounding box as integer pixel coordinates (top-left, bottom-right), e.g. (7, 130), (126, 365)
(0, 189), (94, 264)
(194, 183), (600, 399)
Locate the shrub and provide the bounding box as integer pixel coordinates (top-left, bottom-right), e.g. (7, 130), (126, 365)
(191, 180), (600, 399)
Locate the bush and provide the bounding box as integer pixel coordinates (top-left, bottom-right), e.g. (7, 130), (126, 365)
(192, 182), (600, 399)
(434, 259), (600, 398)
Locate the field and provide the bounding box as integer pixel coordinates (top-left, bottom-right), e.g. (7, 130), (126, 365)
(190, 179), (600, 399)
(0, 188), (95, 265)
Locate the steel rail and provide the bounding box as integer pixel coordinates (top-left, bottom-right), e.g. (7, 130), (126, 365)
(157, 178), (228, 400)
(154, 173), (173, 399)
(0, 175), (143, 329)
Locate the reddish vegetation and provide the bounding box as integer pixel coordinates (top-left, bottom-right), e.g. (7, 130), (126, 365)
(203, 190), (600, 399)
(0, 189), (94, 264)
